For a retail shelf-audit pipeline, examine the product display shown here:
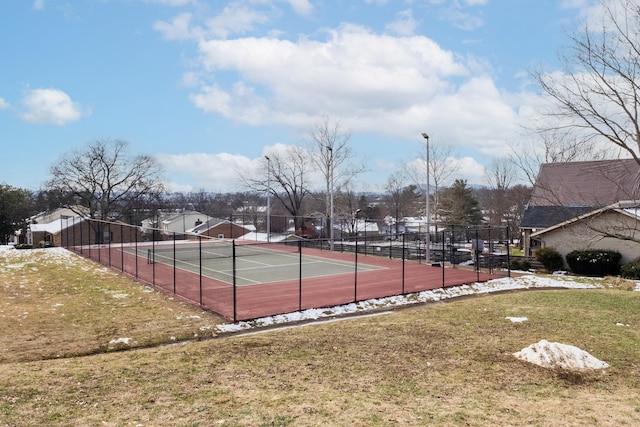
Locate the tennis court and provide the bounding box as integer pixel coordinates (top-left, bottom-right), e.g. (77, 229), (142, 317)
(128, 240), (384, 286)
(67, 233), (504, 321)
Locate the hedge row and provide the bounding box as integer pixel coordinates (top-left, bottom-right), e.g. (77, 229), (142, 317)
(531, 247), (640, 278)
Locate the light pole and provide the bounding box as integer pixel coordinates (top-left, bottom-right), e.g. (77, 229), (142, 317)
(265, 155), (271, 243)
(328, 146), (334, 251)
(421, 132), (431, 263)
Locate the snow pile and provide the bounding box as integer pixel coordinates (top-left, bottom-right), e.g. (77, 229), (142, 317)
(216, 275), (604, 333)
(108, 337), (131, 346)
(506, 316), (528, 323)
(513, 339), (609, 371)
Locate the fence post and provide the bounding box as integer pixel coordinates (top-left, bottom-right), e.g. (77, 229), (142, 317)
(401, 233), (405, 295)
(107, 221), (112, 267)
(506, 226), (511, 278)
(173, 233), (176, 294)
(441, 230), (446, 288)
(475, 228), (480, 282)
(120, 224), (124, 272)
(354, 239), (358, 302)
(152, 228), (156, 285)
(299, 239), (302, 312)
(233, 239), (237, 322)
(199, 235), (203, 306)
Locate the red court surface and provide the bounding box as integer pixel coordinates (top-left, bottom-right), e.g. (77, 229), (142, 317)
(73, 244), (502, 322)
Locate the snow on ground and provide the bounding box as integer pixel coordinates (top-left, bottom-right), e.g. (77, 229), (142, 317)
(0, 245), (634, 368)
(514, 340), (609, 371)
(215, 274), (613, 333)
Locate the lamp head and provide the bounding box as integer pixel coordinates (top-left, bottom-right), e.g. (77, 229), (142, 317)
(421, 133), (429, 140)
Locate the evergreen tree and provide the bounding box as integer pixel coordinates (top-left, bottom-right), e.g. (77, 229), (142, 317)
(0, 185), (32, 244)
(436, 179), (482, 226)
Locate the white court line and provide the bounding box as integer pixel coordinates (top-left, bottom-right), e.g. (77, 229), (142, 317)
(145, 249), (383, 286)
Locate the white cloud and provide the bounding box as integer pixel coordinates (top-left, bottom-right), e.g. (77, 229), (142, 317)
(193, 24), (468, 127)
(386, 9), (418, 36)
(20, 88), (89, 125)
(155, 4), (270, 40)
(185, 23), (527, 159)
(145, 0), (195, 6)
(156, 152), (256, 192)
(0, 97), (9, 110)
(285, 0), (313, 16)
(154, 12), (203, 40)
(33, 0), (45, 11)
(455, 156), (488, 185)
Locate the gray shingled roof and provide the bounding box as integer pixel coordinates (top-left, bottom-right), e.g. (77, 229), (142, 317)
(521, 159), (640, 230)
(520, 206), (593, 229)
(528, 159), (640, 207)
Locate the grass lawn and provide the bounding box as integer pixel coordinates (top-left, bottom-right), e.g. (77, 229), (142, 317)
(1, 248), (640, 426)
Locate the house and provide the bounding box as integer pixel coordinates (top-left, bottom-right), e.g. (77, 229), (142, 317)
(332, 219), (379, 239)
(25, 206), (88, 246)
(520, 159), (640, 255)
(29, 215), (143, 248)
(141, 211), (209, 239)
(531, 201), (640, 266)
(188, 218), (251, 239)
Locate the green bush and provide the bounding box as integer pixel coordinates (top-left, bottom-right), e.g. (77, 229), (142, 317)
(565, 249), (622, 276)
(510, 258), (532, 271)
(37, 240), (54, 248)
(534, 247), (564, 273)
(621, 257), (640, 279)
(14, 243), (32, 250)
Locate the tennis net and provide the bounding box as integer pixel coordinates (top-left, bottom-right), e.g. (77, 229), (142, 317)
(141, 240), (300, 264)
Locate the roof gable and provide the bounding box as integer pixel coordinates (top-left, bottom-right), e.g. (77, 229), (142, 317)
(528, 159), (640, 207)
(530, 201), (640, 237)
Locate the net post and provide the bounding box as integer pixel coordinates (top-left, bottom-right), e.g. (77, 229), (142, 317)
(173, 232), (176, 294)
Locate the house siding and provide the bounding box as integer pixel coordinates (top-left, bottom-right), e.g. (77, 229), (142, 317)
(535, 211), (640, 266)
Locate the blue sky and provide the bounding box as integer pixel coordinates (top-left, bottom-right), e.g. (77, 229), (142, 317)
(0, 0), (593, 193)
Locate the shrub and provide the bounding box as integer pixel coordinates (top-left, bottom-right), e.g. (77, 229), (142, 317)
(510, 258), (532, 271)
(14, 243), (32, 250)
(534, 247), (564, 273)
(621, 257), (640, 279)
(37, 240), (53, 248)
(565, 249), (622, 276)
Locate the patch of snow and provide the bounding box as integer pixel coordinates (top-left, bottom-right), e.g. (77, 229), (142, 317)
(110, 293), (129, 299)
(109, 337), (131, 346)
(513, 339), (609, 371)
(506, 316), (528, 323)
(216, 274), (603, 333)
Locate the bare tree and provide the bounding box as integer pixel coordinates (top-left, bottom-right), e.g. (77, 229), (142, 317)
(483, 159), (530, 241)
(308, 117), (366, 234)
(404, 135), (459, 219)
(385, 172), (422, 235)
(47, 140), (164, 223)
(511, 128), (609, 186)
(244, 145), (311, 229)
(522, 0), (640, 248)
(533, 0), (640, 166)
